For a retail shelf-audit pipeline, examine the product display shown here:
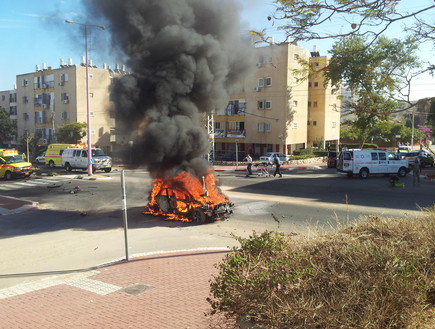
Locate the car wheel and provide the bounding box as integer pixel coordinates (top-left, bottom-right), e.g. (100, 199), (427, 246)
(104, 168), (112, 173)
(359, 168), (369, 179)
(49, 160), (55, 168)
(190, 209), (207, 224)
(65, 163), (72, 172)
(5, 171), (12, 180)
(398, 167), (407, 177)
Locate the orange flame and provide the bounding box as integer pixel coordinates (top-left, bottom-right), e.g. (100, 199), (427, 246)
(144, 170), (230, 222)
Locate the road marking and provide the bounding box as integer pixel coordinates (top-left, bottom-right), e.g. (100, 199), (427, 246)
(65, 277), (120, 295)
(0, 270), (117, 299)
(0, 177), (72, 190)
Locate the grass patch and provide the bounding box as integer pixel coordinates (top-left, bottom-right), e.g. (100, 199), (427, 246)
(208, 211), (435, 328)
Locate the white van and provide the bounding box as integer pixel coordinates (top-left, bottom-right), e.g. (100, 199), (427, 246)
(62, 148), (112, 173)
(337, 149), (409, 178)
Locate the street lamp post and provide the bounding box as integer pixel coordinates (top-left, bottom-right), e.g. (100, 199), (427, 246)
(65, 20), (105, 175)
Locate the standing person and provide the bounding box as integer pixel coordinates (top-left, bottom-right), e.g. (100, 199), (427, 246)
(244, 154), (253, 176)
(413, 156), (421, 185)
(273, 154), (282, 177)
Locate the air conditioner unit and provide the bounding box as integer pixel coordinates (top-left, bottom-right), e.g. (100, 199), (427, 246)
(42, 84), (48, 88)
(59, 82), (64, 86)
(63, 99), (69, 104)
(254, 87), (261, 92)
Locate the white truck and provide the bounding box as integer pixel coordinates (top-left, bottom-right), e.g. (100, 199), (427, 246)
(62, 148), (112, 173)
(337, 149), (409, 179)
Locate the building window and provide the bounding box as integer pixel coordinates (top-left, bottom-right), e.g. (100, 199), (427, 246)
(23, 96), (29, 103)
(1, 95), (5, 101)
(292, 122), (298, 129)
(61, 93), (70, 103)
(313, 101), (318, 107)
(22, 79), (29, 87)
(294, 54), (299, 60)
(265, 77), (272, 86)
(258, 100), (272, 110)
(215, 122), (221, 129)
(332, 122), (337, 128)
(258, 78), (264, 88)
(314, 82), (319, 87)
(308, 82), (312, 87)
(258, 122), (270, 132)
(313, 121), (317, 126)
(23, 113), (29, 120)
(307, 120), (311, 125)
(308, 101), (311, 107)
(292, 100), (298, 107)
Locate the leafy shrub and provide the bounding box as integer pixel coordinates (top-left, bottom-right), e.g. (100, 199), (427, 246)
(208, 212), (435, 328)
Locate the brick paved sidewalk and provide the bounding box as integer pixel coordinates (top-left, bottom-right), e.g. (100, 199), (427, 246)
(0, 249), (232, 329)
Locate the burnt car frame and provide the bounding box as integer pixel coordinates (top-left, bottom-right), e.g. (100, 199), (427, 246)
(146, 186), (233, 224)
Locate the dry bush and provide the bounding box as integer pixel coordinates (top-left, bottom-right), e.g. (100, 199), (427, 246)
(208, 210), (435, 329)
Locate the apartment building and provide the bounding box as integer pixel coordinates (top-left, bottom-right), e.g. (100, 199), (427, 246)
(307, 55), (341, 148)
(214, 43), (341, 159)
(11, 60), (126, 155)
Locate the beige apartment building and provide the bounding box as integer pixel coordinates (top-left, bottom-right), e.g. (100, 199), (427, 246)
(10, 60), (127, 155)
(213, 43), (341, 159)
(307, 55), (341, 148)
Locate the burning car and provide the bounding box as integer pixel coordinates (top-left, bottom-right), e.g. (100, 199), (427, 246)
(144, 171), (233, 224)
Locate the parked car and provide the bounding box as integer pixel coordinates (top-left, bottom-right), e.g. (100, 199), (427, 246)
(259, 152), (290, 162)
(327, 150), (337, 168)
(403, 151), (434, 168)
(34, 152), (45, 164)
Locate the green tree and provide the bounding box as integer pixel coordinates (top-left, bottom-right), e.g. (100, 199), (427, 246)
(270, 1), (435, 45)
(17, 132), (44, 160)
(56, 122), (87, 144)
(0, 107), (16, 147)
(326, 35), (420, 147)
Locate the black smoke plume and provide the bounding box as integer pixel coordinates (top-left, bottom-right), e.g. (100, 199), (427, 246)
(83, 0), (254, 178)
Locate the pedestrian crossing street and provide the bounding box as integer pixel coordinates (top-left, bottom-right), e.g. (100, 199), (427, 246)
(0, 176), (73, 191)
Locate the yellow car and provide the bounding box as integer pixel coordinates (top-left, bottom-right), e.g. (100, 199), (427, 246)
(0, 149), (33, 180)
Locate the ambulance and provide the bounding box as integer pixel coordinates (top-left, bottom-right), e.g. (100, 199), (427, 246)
(44, 144), (84, 168)
(337, 149), (409, 179)
(0, 149), (33, 180)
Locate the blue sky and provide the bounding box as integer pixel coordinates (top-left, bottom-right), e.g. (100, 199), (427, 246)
(1, 0), (434, 101)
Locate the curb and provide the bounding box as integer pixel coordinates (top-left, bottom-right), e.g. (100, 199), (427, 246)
(0, 196), (39, 216)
